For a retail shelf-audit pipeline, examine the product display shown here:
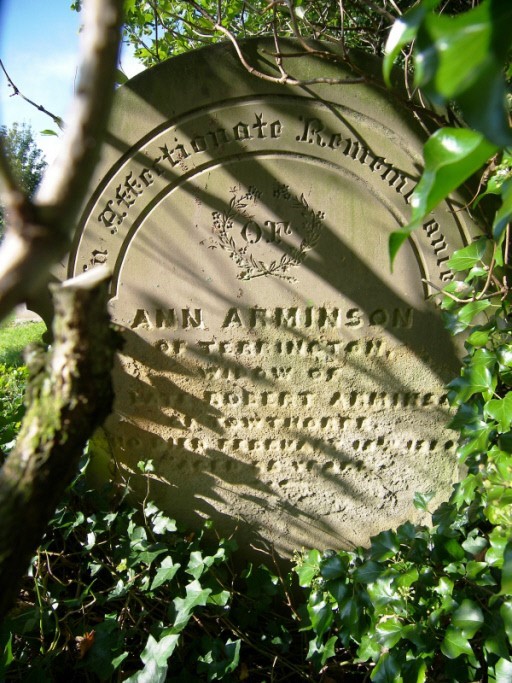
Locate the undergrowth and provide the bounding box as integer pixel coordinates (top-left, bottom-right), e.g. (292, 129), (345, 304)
(0, 457), (367, 682)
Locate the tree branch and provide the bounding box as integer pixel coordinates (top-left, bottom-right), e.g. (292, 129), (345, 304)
(0, 267), (119, 621)
(0, 0), (124, 322)
(0, 59), (64, 130)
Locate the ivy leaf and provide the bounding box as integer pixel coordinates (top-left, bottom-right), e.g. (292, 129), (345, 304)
(383, 0), (440, 86)
(495, 657), (512, 683)
(150, 557), (180, 591)
(125, 633), (179, 683)
(500, 543), (512, 595)
(500, 600), (512, 645)
(493, 178), (512, 244)
(414, 0), (512, 145)
(409, 129), (497, 225)
(451, 599), (484, 638)
(441, 626), (473, 659)
(354, 561), (385, 584)
(307, 595), (334, 637)
(455, 299), (492, 331)
(295, 549), (321, 587)
(370, 651), (401, 683)
(124, 657), (168, 683)
(485, 393), (512, 433)
(172, 580), (211, 632)
(370, 529), (399, 562)
(389, 129), (496, 264)
(375, 617), (404, 648)
(320, 553), (346, 580)
(446, 239), (488, 271)
(140, 633), (180, 668)
(356, 633), (381, 662)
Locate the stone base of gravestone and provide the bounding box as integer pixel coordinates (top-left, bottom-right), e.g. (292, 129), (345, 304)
(60, 39), (478, 556)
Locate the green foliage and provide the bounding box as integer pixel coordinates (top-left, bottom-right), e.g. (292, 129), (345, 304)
(3, 461), (327, 681)
(385, 0), (512, 146)
(0, 124), (46, 238)
(0, 321), (45, 462)
(0, 364), (28, 462)
(74, 0), (476, 70)
(0, 321), (46, 367)
(289, 3), (512, 681)
(385, 0), (512, 261)
(5, 1), (506, 679)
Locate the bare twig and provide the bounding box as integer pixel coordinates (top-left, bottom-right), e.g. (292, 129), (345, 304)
(0, 59), (64, 130)
(184, 0), (364, 85)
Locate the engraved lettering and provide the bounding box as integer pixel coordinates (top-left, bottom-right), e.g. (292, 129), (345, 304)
(252, 113), (268, 138)
(131, 309), (152, 329)
(241, 220), (262, 243)
(233, 122), (252, 140)
(155, 309), (177, 328)
(264, 220), (291, 244)
(182, 308), (204, 329)
(274, 308), (297, 328)
(222, 307), (244, 328)
(98, 199), (123, 232)
(139, 167), (154, 187)
(296, 117), (326, 146)
(270, 120), (282, 138)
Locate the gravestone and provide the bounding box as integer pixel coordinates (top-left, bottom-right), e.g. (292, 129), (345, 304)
(68, 40), (478, 555)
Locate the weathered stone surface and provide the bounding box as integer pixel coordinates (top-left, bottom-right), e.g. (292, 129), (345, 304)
(69, 40), (478, 555)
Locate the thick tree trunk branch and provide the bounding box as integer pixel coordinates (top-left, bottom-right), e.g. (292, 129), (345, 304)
(0, 0), (124, 621)
(0, 267), (119, 621)
(0, 0), (124, 322)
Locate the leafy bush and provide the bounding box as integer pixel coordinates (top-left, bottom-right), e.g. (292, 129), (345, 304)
(0, 364), (28, 463)
(1, 461), (323, 681)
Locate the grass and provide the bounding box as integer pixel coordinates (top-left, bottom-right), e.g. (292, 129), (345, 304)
(0, 319), (46, 366)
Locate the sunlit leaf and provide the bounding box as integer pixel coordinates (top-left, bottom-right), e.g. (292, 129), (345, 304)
(414, 0), (512, 145)
(441, 626), (473, 659)
(390, 129), (496, 264)
(485, 393), (512, 433)
(446, 239), (488, 271)
(383, 0), (440, 86)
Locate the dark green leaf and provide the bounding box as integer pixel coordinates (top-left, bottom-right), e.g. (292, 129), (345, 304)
(501, 542), (512, 595)
(500, 600), (512, 645)
(354, 561), (385, 584)
(307, 595), (334, 637)
(150, 557), (180, 590)
(485, 393), (512, 433)
(451, 599), (484, 638)
(371, 530), (399, 561)
(172, 580), (211, 631)
(493, 178), (512, 243)
(370, 650), (401, 683)
(320, 553), (346, 580)
(441, 626), (473, 659)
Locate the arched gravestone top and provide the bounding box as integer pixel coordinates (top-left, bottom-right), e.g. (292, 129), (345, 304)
(70, 40), (479, 555)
